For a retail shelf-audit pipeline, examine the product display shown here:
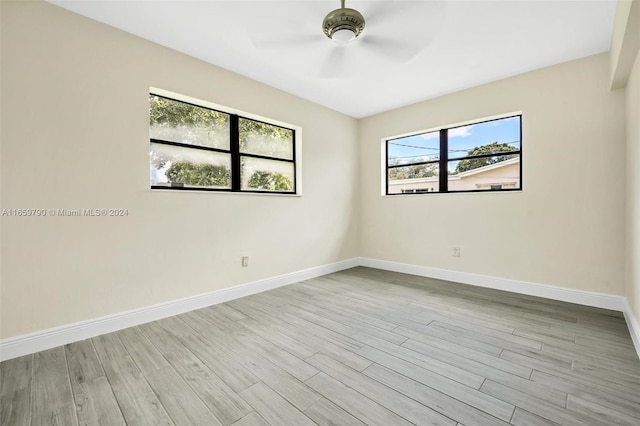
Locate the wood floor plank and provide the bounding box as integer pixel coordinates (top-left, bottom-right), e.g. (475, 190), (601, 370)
(501, 347), (573, 371)
(395, 321), (504, 356)
(542, 340), (638, 365)
(64, 340), (104, 384)
(146, 366), (223, 426)
(305, 372), (414, 426)
(358, 342), (560, 417)
(480, 380), (601, 426)
(510, 408), (561, 426)
(541, 343), (640, 376)
(31, 347), (77, 426)
(247, 314), (371, 372)
(363, 361), (512, 426)
(353, 330), (486, 388)
(500, 349), (573, 375)
(513, 325), (576, 344)
(0, 357), (32, 426)
(560, 323), (633, 345)
(233, 349), (321, 411)
(177, 315), (321, 410)
(162, 346), (252, 425)
(230, 411), (270, 426)
(429, 320), (543, 351)
(270, 290), (402, 337)
(530, 370), (640, 419)
(279, 312), (364, 352)
(239, 382), (315, 426)
(571, 359), (640, 388)
(233, 328), (319, 381)
(156, 314), (197, 337)
(282, 304), (360, 336)
(416, 306), (518, 336)
(527, 353), (640, 396)
(0, 355), (32, 397)
(566, 394), (639, 426)
(227, 298), (284, 324)
(307, 352), (457, 425)
(300, 293), (399, 331)
(178, 334), (260, 392)
(100, 355), (173, 426)
(91, 332), (129, 362)
(186, 308), (247, 335)
(238, 317), (317, 360)
(115, 326), (169, 375)
(73, 376), (125, 426)
(213, 303), (248, 322)
(0, 387), (30, 426)
(355, 324), (408, 345)
(401, 333), (533, 379)
(138, 320), (186, 357)
(304, 397), (367, 426)
(530, 368), (639, 406)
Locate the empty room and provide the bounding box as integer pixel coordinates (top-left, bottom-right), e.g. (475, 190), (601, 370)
(1, 0), (639, 425)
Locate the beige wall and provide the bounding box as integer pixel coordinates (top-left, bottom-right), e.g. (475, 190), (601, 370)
(0, 1), (634, 341)
(626, 53), (640, 319)
(0, 1), (359, 338)
(359, 54), (626, 294)
(610, 0), (640, 89)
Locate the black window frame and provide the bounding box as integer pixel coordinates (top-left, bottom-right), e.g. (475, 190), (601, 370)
(150, 93), (297, 194)
(385, 115), (522, 195)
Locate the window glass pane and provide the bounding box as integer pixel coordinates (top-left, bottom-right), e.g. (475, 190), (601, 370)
(448, 155), (520, 191)
(387, 131), (440, 167)
(448, 116), (520, 160)
(387, 164), (440, 194)
(241, 157), (294, 192)
(150, 95), (230, 150)
(239, 118), (293, 160)
(150, 143), (231, 189)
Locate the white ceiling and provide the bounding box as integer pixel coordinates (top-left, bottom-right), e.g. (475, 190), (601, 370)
(48, 1), (616, 118)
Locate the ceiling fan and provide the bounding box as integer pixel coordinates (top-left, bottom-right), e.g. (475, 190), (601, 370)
(250, 1), (444, 79)
(322, 0), (365, 45)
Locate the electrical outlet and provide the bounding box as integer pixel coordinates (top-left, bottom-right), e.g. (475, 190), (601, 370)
(241, 256), (249, 267)
(452, 247), (461, 257)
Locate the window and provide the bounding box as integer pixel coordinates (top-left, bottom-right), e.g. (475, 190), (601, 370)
(150, 93), (296, 193)
(386, 115), (521, 194)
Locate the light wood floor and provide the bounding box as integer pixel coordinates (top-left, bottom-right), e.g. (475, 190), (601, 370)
(1, 267), (639, 425)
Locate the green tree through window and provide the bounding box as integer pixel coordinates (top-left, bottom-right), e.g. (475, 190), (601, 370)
(454, 142), (518, 173)
(247, 170), (293, 191)
(150, 94), (296, 192)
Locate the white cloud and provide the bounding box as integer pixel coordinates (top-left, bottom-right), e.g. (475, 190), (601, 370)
(449, 126), (472, 138)
(420, 132), (439, 140)
(419, 125), (472, 140)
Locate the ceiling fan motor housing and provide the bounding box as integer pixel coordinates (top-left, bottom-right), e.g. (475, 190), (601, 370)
(322, 7), (365, 39)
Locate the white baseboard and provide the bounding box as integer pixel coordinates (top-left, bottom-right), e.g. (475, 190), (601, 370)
(0, 258), (359, 361)
(622, 299), (640, 360)
(357, 257), (626, 311)
(2, 256), (637, 362)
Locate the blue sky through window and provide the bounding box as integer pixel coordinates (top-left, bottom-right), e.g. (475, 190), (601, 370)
(387, 116), (521, 169)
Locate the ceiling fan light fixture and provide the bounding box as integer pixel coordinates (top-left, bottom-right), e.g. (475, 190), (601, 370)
(322, 0), (365, 44)
(331, 28), (356, 45)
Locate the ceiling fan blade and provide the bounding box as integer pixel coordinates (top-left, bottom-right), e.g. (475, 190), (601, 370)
(359, 35), (421, 63)
(247, 1), (330, 51)
(250, 32), (321, 51)
(363, 1), (415, 28)
(363, 1), (448, 42)
(318, 46), (347, 79)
